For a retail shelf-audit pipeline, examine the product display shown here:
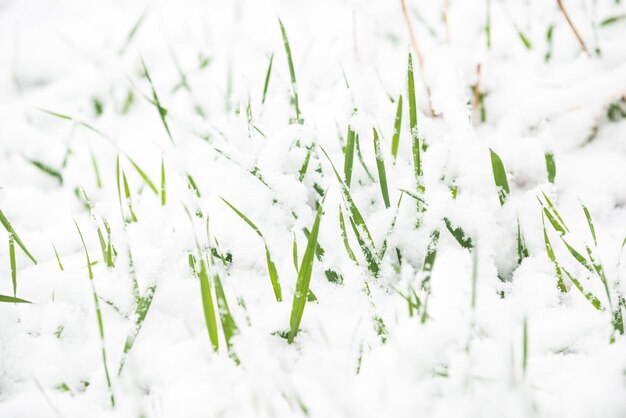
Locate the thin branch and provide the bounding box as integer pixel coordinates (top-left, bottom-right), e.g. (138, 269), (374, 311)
(556, 0), (591, 56)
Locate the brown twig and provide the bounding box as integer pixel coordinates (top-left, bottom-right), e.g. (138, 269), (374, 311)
(555, 0), (590, 56)
(400, 0), (436, 117)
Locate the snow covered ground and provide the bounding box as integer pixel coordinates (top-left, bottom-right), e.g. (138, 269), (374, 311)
(1, 0), (626, 417)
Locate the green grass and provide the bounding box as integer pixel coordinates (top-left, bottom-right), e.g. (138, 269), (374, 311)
(344, 124), (356, 187)
(288, 194), (326, 343)
(278, 19), (303, 124)
(0, 209), (37, 264)
(0, 294), (31, 303)
(9, 236), (16, 297)
(118, 283), (157, 375)
(141, 59), (174, 144)
(489, 149), (510, 205)
(391, 95), (403, 161)
(29, 159), (63, 184)
(321, 147), (380, 276)
(372, 128), (390, 208)
(75, 221), (115, 407)
(545, 152), (556, 183)
(128, 157), (158, 195)
(52, 243), (64, 271)
(161, 157), (166, 206)
(221, 198), (283, 301)
(262, 53), (274, 105)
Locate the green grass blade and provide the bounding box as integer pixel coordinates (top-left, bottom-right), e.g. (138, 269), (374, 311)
(372, 128), (390, 208)
(320, 147), (379, 275)
(52, 243), (64, 271)
(161, 157), (166, 206)
(75, 221), (115, 406)
(213, 273), (239, 354)
(278, 19), (302, 124)
(489, 149), (510, 206)
(391, 95), (403, 160)
(545, 152), (556, 183)
(91, 152), (102, 188)
(600, 14), (626, 26)
(344, 125), (355, 187)
(560, 238), (594, 274)
(288, 194), (326, 343)
(407, 54), (421, 181)
(542, 214), (567, 292)
(198, 256), (219, 351)
(379, 193), (404, 259)
(339, 206), (357, 263)
(127, 157), (158, 195)
(298, 145), (314, 182)
(29, 160), (63, 184)
(540, 191), (569, 233)
(187, 174), (201, 198)
(122, 172), (138, 223)
(221, 198), (282, 301)
(292, 232), (299, 272)
(444, 217), (474, 249)
(261, 53), (274, 105)
(518, 31), (533, 49)
(582, 204), (597, 246)
(0, 294), (31, 304)
(562, 267), (604, 310)
(119, 8), (148, 54)
(0, 209), (37, 264)
(517, 218), (529, 265)
(141, 59), (174, 144)
(355, 134), (375, 182)
(9, 236), (16, 297)
(118, 284), (156, 375)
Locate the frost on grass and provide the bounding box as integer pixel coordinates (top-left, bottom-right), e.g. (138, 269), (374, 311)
(1, 0), (626, 417)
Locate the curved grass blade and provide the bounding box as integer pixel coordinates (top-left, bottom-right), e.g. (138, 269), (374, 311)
(288, 194), (326, 343)
(372, 128), (390, 208)
(0, 209), (37, 264)
(489, 149), (509, 206)
(221, 198), (282, 301)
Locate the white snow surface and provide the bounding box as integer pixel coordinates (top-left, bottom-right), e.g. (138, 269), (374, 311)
(1, 0), (626, 417)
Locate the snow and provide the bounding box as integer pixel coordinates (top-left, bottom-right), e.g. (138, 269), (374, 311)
(1, 0), (626, 417)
